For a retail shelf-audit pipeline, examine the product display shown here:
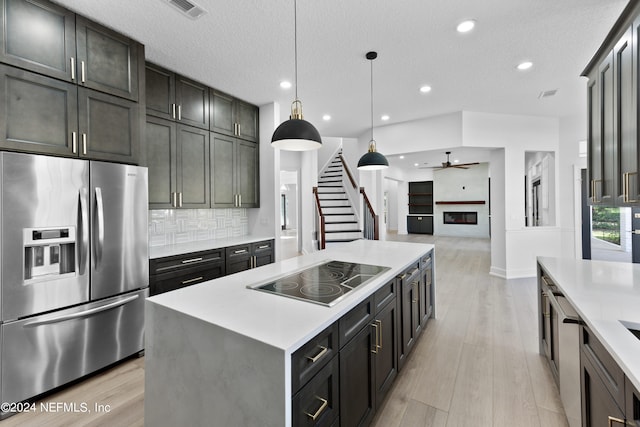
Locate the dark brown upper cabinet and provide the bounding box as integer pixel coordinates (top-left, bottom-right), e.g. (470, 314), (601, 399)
(145, 63), (209, 130)
(584, 1), (640, 206)
(211, 90), (258, 142)
(0, 64), (140, 163)
(0, 0), (142, 102)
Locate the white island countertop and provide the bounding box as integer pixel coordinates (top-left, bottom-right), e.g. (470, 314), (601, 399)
(147, 239), (433, 353)
(537, 256), (640, 391)
(144, 239), (434, 427)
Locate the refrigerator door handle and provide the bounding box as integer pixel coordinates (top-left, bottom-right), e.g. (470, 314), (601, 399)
(94, 187), (105, 269)
(79, 188), (89, 275)
(22, 295), (139, 327)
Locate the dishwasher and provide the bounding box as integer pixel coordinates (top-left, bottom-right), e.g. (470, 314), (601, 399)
(541, 275), (582, 427)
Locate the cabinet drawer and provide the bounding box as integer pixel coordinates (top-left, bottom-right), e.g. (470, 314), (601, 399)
(373, 279), (397, 313)
(226, 243), (252, 259)
(581, 325), (625, 407)
(252, 239), (273, 254)
(420, 252), (433, 269)
(150, 249), (225, 275)
(292, 322), (339, 393)
(292, 356), (339, 427)
(339, 296), (374, 348)
(150, 263), (225, 296)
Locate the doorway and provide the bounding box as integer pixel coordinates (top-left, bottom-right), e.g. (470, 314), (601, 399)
(280, 170), (300, 259)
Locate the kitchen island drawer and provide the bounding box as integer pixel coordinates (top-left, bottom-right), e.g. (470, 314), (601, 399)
(339, 295), (375, 348)
(150, 248), (225, 275)
(292, 356), (339, 427)
(292, 322), (339, 393)
(581, 325), (625, 406)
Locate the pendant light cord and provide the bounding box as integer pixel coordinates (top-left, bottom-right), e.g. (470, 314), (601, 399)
(294, 0), (298, 102)
(370, 56), (374, 142)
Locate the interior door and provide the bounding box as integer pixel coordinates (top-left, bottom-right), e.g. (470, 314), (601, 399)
(90, 161), (148, 300)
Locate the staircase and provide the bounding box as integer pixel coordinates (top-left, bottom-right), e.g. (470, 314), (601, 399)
(316, 153), (362, 247)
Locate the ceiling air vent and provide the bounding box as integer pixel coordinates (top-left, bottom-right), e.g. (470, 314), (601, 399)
(538, 89), (558, 99)
(164, 0), (207, 19)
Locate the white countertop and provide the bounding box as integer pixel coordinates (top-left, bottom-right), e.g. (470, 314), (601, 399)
(149, 234), (275, 259)
(538, 256), (640, 391)
(147, 239), (433, 354)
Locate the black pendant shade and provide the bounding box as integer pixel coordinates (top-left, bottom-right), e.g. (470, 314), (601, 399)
(357, 144), (389, 170)
(358, 51), (388, 170)
(271, 0), (321, 151)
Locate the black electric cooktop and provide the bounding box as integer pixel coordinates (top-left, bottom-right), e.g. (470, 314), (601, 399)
(250, 260), (390, 306)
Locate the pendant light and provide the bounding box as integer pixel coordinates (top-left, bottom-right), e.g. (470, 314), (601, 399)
(271, 0), (322, 151)
(357, 51), (389, 170)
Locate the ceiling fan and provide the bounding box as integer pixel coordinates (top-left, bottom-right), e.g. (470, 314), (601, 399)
(420, 151), (479, 170)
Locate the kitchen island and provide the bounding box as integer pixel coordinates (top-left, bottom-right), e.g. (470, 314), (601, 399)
(144, 239), (434, 427)
(537, 257), (640, 426)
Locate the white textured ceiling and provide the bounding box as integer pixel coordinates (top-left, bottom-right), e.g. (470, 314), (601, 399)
(52, 0), (627, 147)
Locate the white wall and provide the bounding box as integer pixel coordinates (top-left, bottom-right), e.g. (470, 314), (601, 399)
(433, 163), (490, 237)
(462, 111), (562, 278)
(383, 178), (399, 231)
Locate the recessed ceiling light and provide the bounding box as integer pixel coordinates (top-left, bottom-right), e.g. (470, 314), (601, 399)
(280, 80), (292, 89)
(517, 61), (533, 71)
(419, 85), (432, 93)
(453, 159), (459, 163)
(414, 163), (419, 167)
(456, 20), (476, 33)
(381, 115), (390, 121)
(399, 155), (405, 159)
(322, 114), (331, 121)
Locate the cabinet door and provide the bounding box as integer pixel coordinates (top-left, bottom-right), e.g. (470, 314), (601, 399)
(145, 63), (175, 120)
(176, 124), (209, 208)
(581, 352), (625, 427)
(150, 263), (224, 296)
(176, 76), (209, 129)
(0, 65), (77, 156)
(600, 52), (615, 204)
(0, 0), (76, 82)
(235, 100), (258, 142)
(75, 17), (140, 101)
(78, 87), (139, 164)
(420, 258), (433, 324)
(339, 323), (375, 427)
(252, 240), (274, 267)
(237, 140), (259, 207)
(211, 132), (236, 208)
(145, 117), (177, 208)
(374, 299), (398, 409)
(399, 271), (420, 369)
(615, 27), (638, 204)
(588, 72), (602, 204)
(292, 356), (340, 427)
(210, 90), (235, 136)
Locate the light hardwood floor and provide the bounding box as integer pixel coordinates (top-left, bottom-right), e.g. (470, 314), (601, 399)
(2, 234), (568, 427)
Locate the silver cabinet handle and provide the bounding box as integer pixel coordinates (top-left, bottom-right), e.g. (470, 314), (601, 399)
(70, 57), (76, 80)
(177, 105), (182, 121)
(172, 104), (176, 119)
(370, 323), (379, 354)
(178, 192), (183, 208)
(258, 245), (269, 249)
(234, 249), (248, 254)
(24, 295), (138, 327)
(171, 192), (177, 208)
(82, 133), (87, 155)
(304, 396), (328, 421)
(81, 60), (86, 83)
(78, 188), (89, 275)
(94, 187), (105, 269)
(237, 123), (241, 137)
(181, 276), (203, 285)
(72, 131), (77, 153)
(181, 257), (203, 264)
(306, 346), (328, 363)
(238, 194), (242, 207)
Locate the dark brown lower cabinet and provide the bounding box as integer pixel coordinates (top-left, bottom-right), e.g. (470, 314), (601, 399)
(419, 254), (433, 325)
(373, 296), (399, 408)
(339, 321), (375, 427)
(225, 239), (274, 274)
(581, 352), (625, 427)
(293, 356), (340, 427)
(398, 265), (421, 370)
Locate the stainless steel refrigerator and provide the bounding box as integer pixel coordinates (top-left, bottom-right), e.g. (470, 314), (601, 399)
(0, 152), (148, 412)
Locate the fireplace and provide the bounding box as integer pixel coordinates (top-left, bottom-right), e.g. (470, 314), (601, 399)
(443, 211), (477, 225)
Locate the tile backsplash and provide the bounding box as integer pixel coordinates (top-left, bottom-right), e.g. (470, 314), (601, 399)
(149, 209), (249, 247)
